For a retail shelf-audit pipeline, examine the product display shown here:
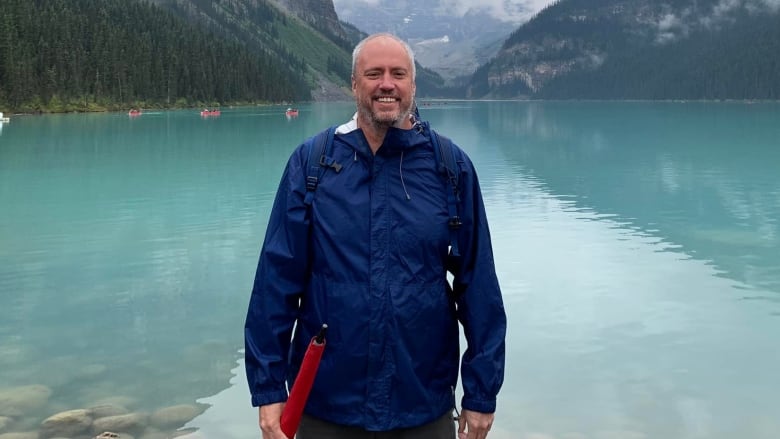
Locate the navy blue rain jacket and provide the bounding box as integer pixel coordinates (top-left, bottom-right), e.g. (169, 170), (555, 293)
(244, 120), (506, 431)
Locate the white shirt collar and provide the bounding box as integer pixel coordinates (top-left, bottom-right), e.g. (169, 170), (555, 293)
(335, 113), (358, 134)
(335, 112), (417, 134)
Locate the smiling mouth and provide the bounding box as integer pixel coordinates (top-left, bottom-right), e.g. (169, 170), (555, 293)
(375, 97), (398, 103)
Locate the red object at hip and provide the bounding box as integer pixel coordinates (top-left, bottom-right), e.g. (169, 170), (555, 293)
(280, 324), (328, 439)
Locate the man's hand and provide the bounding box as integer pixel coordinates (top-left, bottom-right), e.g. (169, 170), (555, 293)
(457, 409), (494, 439)
(258, 402), (287, 439)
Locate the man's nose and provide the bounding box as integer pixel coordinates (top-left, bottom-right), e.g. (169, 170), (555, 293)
(379, 73), (395, 90)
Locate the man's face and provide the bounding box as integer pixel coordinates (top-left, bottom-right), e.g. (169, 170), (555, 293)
(352, 37), (416, 129)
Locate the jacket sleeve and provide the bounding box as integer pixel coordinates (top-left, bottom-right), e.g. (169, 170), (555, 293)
(244, 144), (310, 407)
(449, 149), (507, 414)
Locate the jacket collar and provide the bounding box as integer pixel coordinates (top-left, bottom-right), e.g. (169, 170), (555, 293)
(337, 113), (429, 156)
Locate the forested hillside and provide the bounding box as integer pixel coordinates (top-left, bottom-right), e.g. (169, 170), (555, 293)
(0, 0), (313, 112)
(470, 0), (780, 100)
(149, 0), (355, 100)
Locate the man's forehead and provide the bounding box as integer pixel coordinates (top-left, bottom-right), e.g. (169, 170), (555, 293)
(365, 36), (399, 48)
(357, 39), (411, 70)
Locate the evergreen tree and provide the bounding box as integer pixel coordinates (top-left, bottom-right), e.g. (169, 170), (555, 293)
(0, 0), (312, 112)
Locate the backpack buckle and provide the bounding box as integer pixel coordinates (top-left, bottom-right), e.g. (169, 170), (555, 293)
(319, 155), (342, 172)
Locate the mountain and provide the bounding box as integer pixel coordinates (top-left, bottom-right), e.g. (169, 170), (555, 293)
(0, 0), (365, 112)
(0, 0), (459, 113)
(152, 0), (453, 99)
(275, 0), (348, 42)
(148, 0), (355, 101)
(469, 0), (780, 100)
(333, 0), (530, 80)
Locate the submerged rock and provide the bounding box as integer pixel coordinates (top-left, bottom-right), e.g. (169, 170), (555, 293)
(81, 364), (108, 377)
(39, 408), (92, 438)
(91, 413), (147, 435)
(0, 432), (40, 439)
(91, 397), (137, 410)
(170, 428), (204, 439)
(94, 431), (135, 439)
(89, 404), (131, 419)
(0, 385), (52, 417)
(148, 405), (201, 429)
(0, 416), (12, 432)
(137, 429), (169, 439)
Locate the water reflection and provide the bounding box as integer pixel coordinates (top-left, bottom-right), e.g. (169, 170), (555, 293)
(477, 101), (780, 299)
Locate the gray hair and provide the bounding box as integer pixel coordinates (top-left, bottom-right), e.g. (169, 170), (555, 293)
(351, 33), (416, 80)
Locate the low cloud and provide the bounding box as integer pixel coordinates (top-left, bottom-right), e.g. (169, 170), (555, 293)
(333, 0), (381, 5)
(655, 12), (691, 44)
(702, 0), (780, 26)
(655, 0), (780, 43)
(436, 0), (550, 22)
(333, 0), (556, 23)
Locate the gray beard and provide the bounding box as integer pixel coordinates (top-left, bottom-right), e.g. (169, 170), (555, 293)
(360, 104), (413, 130)
(357, 93), (416, 130)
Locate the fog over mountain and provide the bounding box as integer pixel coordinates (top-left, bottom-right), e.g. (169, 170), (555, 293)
(332, 0), (556, 79)
(652, 0), (780, 43)
(333, 0), (553, 23)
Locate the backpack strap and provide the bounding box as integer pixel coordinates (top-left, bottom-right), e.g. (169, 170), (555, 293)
(428, 126), (462, 258)
(304, 126), (340, 206)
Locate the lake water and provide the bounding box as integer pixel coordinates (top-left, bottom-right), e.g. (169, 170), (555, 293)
(1, 101), (779, 439)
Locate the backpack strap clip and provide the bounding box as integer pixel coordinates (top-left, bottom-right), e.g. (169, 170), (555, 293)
(305, 175), (319, 193)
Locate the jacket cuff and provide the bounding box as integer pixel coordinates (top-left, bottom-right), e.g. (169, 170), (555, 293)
(461, 396), (496, 414)
(251, 389), (289, 407)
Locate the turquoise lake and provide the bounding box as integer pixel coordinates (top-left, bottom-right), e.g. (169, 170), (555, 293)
(1, 101), (779, 439)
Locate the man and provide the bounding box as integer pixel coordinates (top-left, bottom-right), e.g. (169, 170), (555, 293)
(244, 33), (506, 439)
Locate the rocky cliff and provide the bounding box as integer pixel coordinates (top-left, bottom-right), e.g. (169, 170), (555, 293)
(472, 0), (780, 100)
(274, 0), (347, 41)
(485, 1), (671, 94)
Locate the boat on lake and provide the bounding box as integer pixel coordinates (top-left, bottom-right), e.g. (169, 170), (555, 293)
(128, 109), (142, 117)
(285, 108), (299, 117)
(0, 112), (9, 123)
(201, 109), (221, 117)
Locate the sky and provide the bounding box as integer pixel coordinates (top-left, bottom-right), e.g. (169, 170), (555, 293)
(332, 0), (558, 23)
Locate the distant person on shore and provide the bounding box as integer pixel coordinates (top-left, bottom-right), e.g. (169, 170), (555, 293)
(244, 32), (506, 439)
